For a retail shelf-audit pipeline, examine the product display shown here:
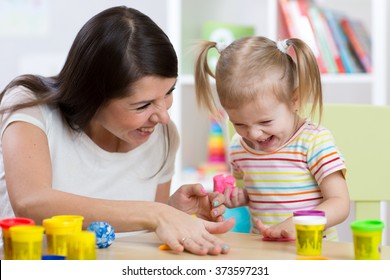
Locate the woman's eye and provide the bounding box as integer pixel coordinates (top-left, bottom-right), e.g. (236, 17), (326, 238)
(136, 103), (150, 111)
(165, 88), (175, 97)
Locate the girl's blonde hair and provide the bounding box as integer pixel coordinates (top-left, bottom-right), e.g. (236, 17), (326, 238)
(194, 36), (322, 123)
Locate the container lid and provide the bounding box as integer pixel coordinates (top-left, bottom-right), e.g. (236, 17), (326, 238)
(350, 220), (385, 232)
(292, 216), (327, 225)
(0, 217), (35, 229)
(43, 218), (75, 228)
(293, 210), (325, 217)
(42, 255), (66, 260)
(51, 215), (84, 222)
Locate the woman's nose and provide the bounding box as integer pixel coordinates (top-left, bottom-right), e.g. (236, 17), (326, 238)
(150, 106), (171, 124)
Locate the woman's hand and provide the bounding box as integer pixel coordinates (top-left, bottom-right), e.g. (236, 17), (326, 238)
(168, 184), (227, 222)
(155, 205), (235, 255)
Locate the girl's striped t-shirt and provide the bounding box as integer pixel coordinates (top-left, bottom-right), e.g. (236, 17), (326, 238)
(229, 120), (346, 240)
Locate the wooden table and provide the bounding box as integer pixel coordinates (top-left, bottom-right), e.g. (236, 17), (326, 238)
(97, 231), (390, 260)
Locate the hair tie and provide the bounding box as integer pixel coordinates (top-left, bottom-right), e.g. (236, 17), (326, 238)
(215, 41), (229, 54)
(277, 39), (289, 53)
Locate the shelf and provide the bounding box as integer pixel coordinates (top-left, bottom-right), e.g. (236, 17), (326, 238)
(180, 73), (374, 86)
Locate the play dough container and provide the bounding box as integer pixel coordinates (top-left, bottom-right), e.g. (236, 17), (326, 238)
(52, 215), (84, 231)
(350, 220), (385, 260)
(293, 215), (327, 256)
(0, 217), (35, 260)
(293, 210), (325, 217)
(67, 230), (96, 260)
(43, 218), (78, 257)
(10, 225), (44, 260)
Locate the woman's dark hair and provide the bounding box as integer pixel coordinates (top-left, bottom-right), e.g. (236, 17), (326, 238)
(0, 6), (178, 130)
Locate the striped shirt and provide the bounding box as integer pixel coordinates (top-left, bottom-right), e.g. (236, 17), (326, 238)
(229, 120), (346, 240)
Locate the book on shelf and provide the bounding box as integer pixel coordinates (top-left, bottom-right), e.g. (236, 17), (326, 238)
(350, 19), (372, 59)
(321, 8), (362, 73)
(339, 17), (372, 73)
(317, 7), (345, 73)
(278, 0), (327, 73)
(307, 5), (338, 74)
(278, 0), (371, 74)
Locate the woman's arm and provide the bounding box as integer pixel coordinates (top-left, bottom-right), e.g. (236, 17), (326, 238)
(2, 121), (162, 231)
(2, 121), (235, 255)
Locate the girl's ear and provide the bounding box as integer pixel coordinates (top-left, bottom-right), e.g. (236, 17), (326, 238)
(291, 88), (300, 112)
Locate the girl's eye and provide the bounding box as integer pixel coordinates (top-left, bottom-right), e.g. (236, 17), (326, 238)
(234, 124), (246, 130)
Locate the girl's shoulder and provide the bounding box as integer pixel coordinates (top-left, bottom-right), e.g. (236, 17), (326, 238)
(299, 119), (334, 138)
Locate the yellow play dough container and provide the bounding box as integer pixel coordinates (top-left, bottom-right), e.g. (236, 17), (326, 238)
(350, 220), (385, 260)
(67, 230), (96, 260)
(10, 225), (44, 260)
(0, 217), (35, 260)
(293, 216), (327, 256)
(43, 218), (78, 257)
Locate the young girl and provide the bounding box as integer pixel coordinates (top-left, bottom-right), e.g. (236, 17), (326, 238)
(194, 36), (350, 240)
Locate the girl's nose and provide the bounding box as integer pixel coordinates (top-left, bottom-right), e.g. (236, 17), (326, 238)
(247, 126), (263, 140)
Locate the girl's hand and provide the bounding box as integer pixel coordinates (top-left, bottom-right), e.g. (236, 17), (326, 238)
(256, 218), (295, 239)
(223, 186), (249, 208)
(155, 206), (235, 255)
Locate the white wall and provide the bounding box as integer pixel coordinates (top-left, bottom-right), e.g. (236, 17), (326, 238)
(0, 0), (168, 90)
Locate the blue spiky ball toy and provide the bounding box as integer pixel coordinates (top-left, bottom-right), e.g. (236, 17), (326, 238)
(86, 221), (115, 249)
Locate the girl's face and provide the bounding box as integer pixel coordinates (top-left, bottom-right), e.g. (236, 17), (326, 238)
(88, 76), (176, 152)
(226, 93), (299, 153)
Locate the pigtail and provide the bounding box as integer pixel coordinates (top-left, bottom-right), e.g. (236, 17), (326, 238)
(194, 41), (221, 120)
(288, 38), (323, 123)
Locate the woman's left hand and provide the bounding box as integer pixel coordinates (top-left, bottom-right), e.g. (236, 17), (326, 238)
(168, 184), (226, 222)
(155, 205), (235, 255)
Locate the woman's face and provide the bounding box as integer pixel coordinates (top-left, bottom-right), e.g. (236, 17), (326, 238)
(89, 76), (176, 152)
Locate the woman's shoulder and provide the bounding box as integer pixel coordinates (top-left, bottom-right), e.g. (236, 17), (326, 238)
(1, 85), (60, 131)
(1, 85), (37, 106)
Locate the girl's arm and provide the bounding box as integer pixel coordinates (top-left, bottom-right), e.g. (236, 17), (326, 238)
(313, 170), (350, 228)
(257, 170), (349, 239)
(2, 121), (234, 255)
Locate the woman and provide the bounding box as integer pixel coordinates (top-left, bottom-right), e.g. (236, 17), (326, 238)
(0, 6), (234, 256)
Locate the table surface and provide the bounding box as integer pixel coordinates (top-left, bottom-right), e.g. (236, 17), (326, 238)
(96, 231), (390, 260)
